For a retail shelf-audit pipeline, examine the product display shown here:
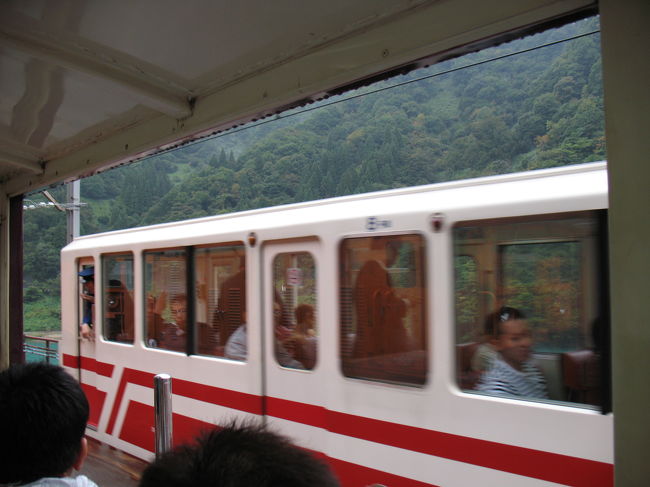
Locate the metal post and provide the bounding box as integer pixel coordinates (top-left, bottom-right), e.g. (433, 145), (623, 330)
(154, 373), (173, 458)
(66, 180), (80, 243)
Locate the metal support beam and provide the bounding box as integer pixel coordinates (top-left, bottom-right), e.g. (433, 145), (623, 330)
(8, 195), (23, 365)
(0, 191), (8, 370)
(600, 0), (650, 484)
(66, 181), (80, 243)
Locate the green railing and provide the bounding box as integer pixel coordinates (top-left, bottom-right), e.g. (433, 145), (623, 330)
(24, 334), (59, 364)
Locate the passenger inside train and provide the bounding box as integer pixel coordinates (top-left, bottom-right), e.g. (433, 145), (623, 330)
(78, 266), (95, 341)
(226, 294), (306, 369)
(160, 293), (188, 352)
(284, 304), (317, 369)
(341, 234), (427, 385)
(476, 307), (549, 399)
(454, 211), (606, 407)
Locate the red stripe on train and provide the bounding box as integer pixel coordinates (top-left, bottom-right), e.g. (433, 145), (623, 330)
(62, 353), (114, 377)
(120, 400), (215, 452)
(267, 397), (613, 487)
(69, 358), (612, 487)
(80, 383), (106, 428)
(105, 367), (263, 435)
(328, 456), (440, 487)
(119, 401), (434, 487)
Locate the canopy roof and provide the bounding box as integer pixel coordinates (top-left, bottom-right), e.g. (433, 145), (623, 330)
(0, 0), (595, 196)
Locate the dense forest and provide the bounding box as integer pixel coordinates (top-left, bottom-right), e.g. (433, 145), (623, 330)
(23, 17), (604, 332)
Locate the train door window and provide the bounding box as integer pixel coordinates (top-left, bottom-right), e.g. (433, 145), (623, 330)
(340, 234), (427, 386)
(194, 243), (246, 359)
(144, 248), (187, 352)
(273, 252), (317, 370)
(101, 253), (134, 344)
(77, 259), (96, 340)
(453, 211), (607, 408)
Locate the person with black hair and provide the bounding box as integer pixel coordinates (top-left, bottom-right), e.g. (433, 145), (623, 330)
(78, 267), (95, 341)
(471, 306), (525, 373)
(0, 363), (97, 486)
(139, 422), (339, 487)
(476, 307), (549, 399)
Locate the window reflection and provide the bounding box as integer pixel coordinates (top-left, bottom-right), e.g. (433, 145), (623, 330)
(144, 248), (187, 352)
(196, 244), (246, 358)
(340, 234), (427, 386)
(102, 253), (134, 344)
(273, 252), (317, 370)
(454, 212), (604, 407)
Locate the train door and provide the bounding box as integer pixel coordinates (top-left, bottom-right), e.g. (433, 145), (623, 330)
(76, 257), (101, 428)
(262, 239), (326, 451)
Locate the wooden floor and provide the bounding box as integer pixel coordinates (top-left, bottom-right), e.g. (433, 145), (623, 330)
(77, 437), (148, 486)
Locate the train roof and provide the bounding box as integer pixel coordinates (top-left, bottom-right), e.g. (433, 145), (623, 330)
(62, 161), (607, 253)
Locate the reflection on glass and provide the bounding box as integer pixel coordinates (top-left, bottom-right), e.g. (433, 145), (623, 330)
(102, 253), (134, 344)
(340, 234), (427, 386)
(273, 252), (317, 370)
(144, 249), (187, 352)
(195, 244), (246, 359)
(453, 212), (604, 407)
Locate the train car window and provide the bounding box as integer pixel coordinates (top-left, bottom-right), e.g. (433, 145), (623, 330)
(340, 234), (427, 386)
(144, 248), (187, 353)
(101, 253), (134, 344)
(273, 252), (317, 370)
(195, 244), (246, 359)
(454, 211), (606, 408)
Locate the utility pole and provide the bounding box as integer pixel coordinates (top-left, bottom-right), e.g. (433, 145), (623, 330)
(27, 180), (84, 244)
(65, 180), (80, 244)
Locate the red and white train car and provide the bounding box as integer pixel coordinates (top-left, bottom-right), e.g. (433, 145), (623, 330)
(60, 161), (612, 486)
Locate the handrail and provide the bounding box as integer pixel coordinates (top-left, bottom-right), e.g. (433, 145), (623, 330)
(23, 334), (59, 364)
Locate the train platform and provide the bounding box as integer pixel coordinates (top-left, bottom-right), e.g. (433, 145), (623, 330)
(78, 437), (148, 486)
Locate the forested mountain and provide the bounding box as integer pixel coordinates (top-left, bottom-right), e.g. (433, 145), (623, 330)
(23, 17), (604, 332)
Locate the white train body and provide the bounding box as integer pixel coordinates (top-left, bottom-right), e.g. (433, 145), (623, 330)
(60, 162), (612, 486)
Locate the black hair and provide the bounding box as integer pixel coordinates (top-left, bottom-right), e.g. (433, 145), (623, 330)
(483, 306), (526, 337)
(0, 363), (89, 484)
(140, 422), (339, 487)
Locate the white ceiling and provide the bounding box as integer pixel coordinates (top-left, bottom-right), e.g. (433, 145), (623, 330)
(0, 0), (596, 196)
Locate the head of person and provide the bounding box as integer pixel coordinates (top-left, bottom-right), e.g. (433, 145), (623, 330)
(171, 294), (187, 327)
(0, 363), (90, 484)
(139, 422), (339, 487)
(486, 306), (532, 371)
(294, 304), (315, 333)
(79, 267), (95, 295)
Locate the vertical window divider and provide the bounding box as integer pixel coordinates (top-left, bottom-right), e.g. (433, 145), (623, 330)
(186, 246), (196, 356)
(597, 210), (611, 414)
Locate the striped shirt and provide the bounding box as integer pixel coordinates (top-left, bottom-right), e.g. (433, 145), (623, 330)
(477, 356), (548, 399)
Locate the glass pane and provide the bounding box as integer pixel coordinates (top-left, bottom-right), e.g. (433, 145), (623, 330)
(340, 235), (427, 386)
(501, 242), (581, 352)
(102, 253), (134, 344)
(195, 244), (246, 359)
(77, 259), (95, 341)
(455, 255), (480, 343)
(453, 212), (604, 407)
(144, 249), (187, 353)
(273, 252), (317, 370)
